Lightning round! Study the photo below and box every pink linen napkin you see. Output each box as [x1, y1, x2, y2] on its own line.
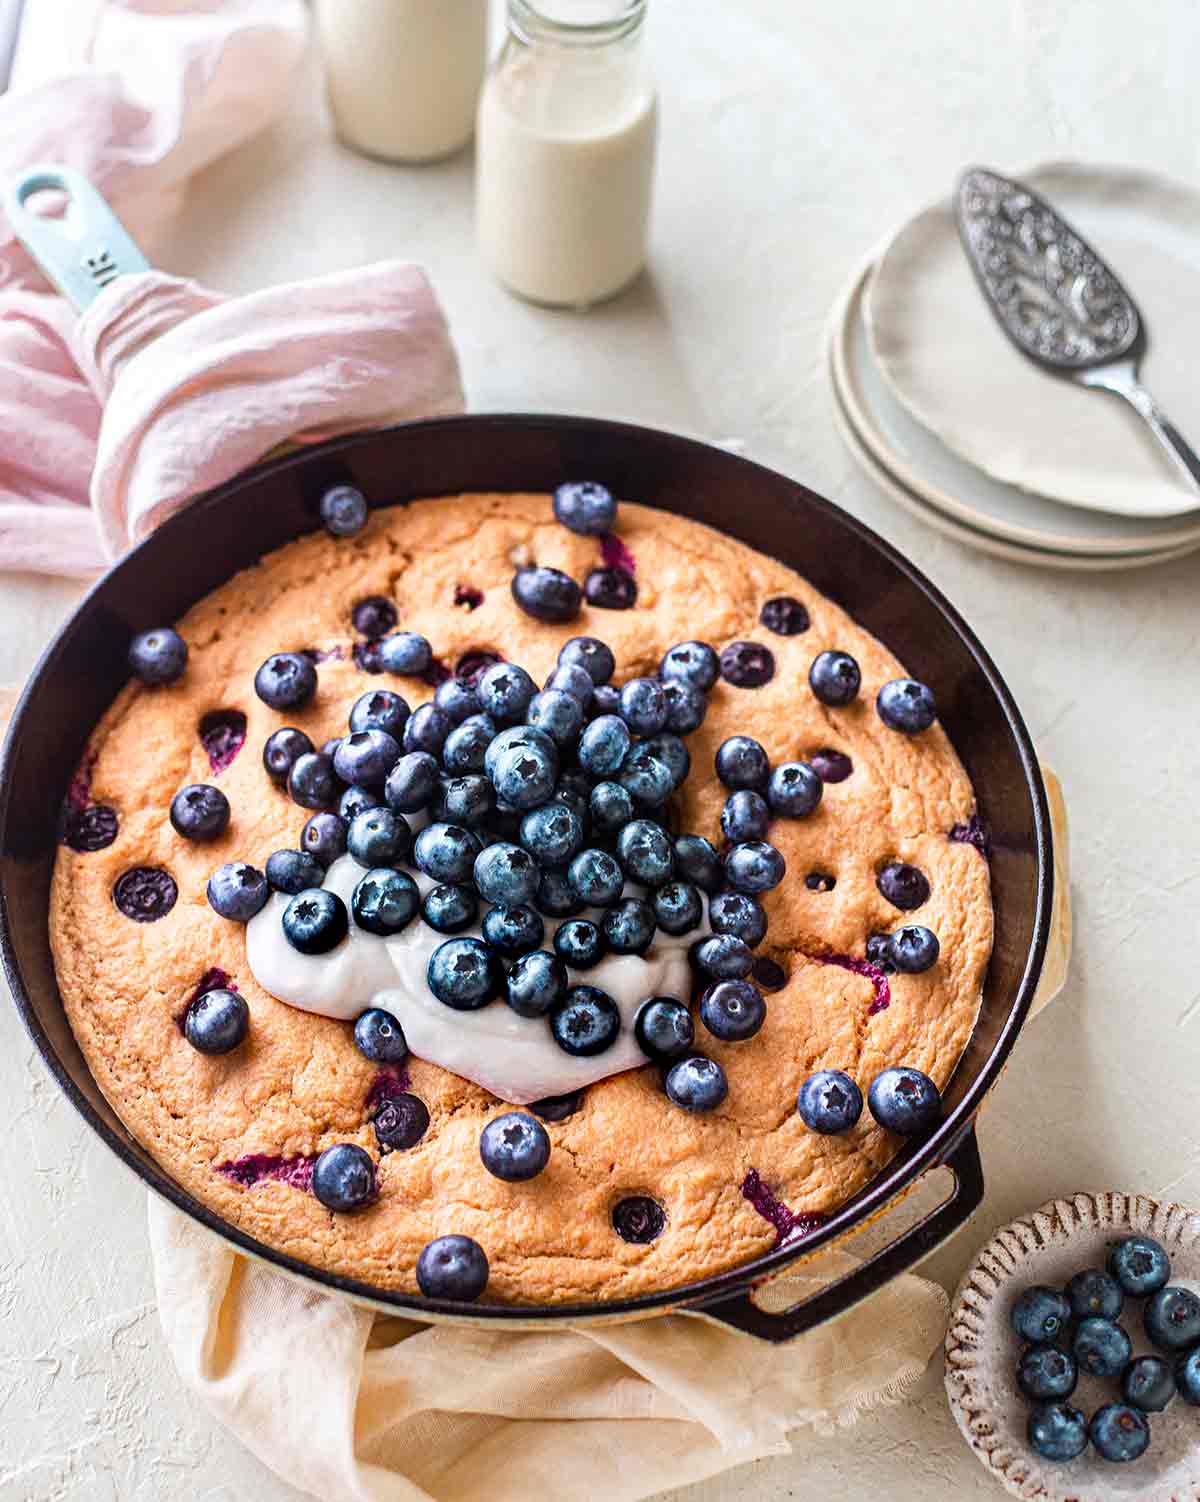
[0, 0, 465, 576]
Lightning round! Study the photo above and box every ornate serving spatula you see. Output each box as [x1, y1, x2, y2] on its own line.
[957, 166, 1200, 498]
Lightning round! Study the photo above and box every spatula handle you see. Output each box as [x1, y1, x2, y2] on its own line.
[4, 164, 149, 313]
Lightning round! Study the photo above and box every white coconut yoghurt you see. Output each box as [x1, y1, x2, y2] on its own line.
[246, 855, 704, 1105]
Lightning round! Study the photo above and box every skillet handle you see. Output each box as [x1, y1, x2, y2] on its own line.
[4, 164, 150, 313]
[694, 1127, 984, 1344]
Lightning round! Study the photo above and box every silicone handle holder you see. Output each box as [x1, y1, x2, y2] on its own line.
[4, 164, 149, 313]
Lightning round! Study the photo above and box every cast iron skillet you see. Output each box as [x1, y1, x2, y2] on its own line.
[0, 415, 1053, 1342]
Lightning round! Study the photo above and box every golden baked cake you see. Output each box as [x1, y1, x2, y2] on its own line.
[50, 488, 992, 1304]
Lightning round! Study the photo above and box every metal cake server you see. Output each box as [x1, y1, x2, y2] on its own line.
[956, 166, 1200, 500]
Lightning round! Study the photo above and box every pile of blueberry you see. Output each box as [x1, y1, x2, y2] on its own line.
[1013, 1234, 1200, 1464]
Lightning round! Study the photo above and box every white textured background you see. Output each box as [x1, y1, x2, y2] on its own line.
[3, 1, 1200, 1497]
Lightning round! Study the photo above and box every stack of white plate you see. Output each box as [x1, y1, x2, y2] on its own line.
[828, 162, 1200, 570]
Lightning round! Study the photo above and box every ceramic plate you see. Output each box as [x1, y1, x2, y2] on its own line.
[946, 1192, 1200, 1501]
[867, 161, 1200, 520]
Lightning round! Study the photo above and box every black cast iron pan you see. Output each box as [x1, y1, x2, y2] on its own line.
[0, 414, 1053, 1341]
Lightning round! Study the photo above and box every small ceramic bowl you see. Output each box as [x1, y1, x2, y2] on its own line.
[945, 1192, 1200, 1500]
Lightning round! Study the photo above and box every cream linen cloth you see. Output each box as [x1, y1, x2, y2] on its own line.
[141, 772, 1071, 1502]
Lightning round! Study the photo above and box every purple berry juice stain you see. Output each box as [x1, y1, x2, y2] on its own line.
[198, 709, 247, 774]
[65, 748, 96, 812]
[454, 584, 484, 611]
[301, 645, 346, 664]
[740, 1168, 828, 1245]
[599, 532, 636, 576]
[455, 649, 502, 684]
[217, 1153, 316, 1192]
[950, 812, 990, 857]
[811, 951, 891, 1015]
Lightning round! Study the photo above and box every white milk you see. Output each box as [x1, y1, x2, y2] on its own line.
[317, 0, 489, 164]
[476, 3, 657, 307]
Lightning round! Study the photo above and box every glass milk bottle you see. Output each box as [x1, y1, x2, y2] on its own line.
[317, 0, 490, 164]
[476, 0, 658, 307]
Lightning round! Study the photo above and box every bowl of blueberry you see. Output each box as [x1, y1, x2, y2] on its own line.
[946, 1191, 1200, 1499]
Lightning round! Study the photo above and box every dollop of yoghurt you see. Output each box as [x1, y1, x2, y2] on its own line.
[246, 854, 705, 1104]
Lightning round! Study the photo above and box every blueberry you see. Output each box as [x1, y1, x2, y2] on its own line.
[482, 903, 545, 957]
[652, 881, 703, 936]
[288, 751, 339, 811]
[890, 925, 940, 973]
[659, 640, 719, 691]
[1145, 1285, 1200, 1351]
[665, 1056, 728, 1112]
[553, 480, 616, 534]
[634, 997, 694, 1061]
[865, 933, 897, 973]
[615, 819, 673, 885]
[373, 1093, 430, 1152]
[1016, 1343, 1077, 1402]
[708, 890, 767, 946]
[322, 737, 343, 760]
[584, 567, 637, 610]
[333, 728, 401, 787]
[1010, 1285, 1072, 1345]
[877, 678, 937, 733]
[1027, 1403, 1088, 1463]
[867, 1066, 941, 1135]
[613, 1196, 666, 1244]
[660, 677, 707, 734]
[1089, 1403, 1150, 1463]
[311, 1144, 376, 1212]
[720, 790, 770, 843]
[699, 978, 765, 1040]
[811, 748, 853, 783]
[715, 736, 769, 791]
[385, 750, 440, 813]
[719, 641, 774, 688]
[558, 635, 615, 685]
[434, 676, 482, 725]
[506, 950, 568, 1017]
[421, 882, 479, 934]
[674, 835, 723, 893]
[809, 650, 861, 707]
[641, 731, 690, 785]
[797, 1069, 863, 1133]
[1065, 1269, 1123, 1322]
[475, 661, 534, 724]
[263, 726, 314, 784]
[511, 565, 582, 623]
[759, 596, 810, 636]
[184, 988, 249, 1054]
[491, 741, 557, 810]
[1123, 1354, 1175, 1412]
[766, 762, 822, 818]
[170, 783, 230, 842]
[319, 482, 368, 536]
[480, 1112, 551, 1182]
[348, 690, 407, 742]
[339, 784, 382, 821]
[619, 678, 667, 736]
[416, 1235, 489, 1301]
[536, 869, 585, 918]
[347, 807, 411, 866]
[1176, 1347, 1200, 1405]
[578, 715, 630, 778]
[1107, 1235, 1171, 1297]
[550, 985, 621, 1055]
[724, 841, 785, 894]
[531, 1090, 584, 1122]
[568, 848, 623, 906]
[402, 703, 451, 759]
[266, 848, 325, 895]
[302, 811, 348, 866]
[694, 934, 754, 980]
[752, 956, 787, 990]
[207, 861, 269, 922]
[434, 773, 495, 828]
[353, 1007, 408, 1064]
[379, 631, 433, 677]
[1073, 1316, 1132, 1377]
[442, 714, 498, 774]
[427, 937, 503, 1010]
[129, 626, 188, 685]
[590, 780, 635, 834]
[471, 842, 537, 906]
[519, 803, 584, 867]
[602, 898, 656, 956]
[351, 596, 397, 640]
[484, 724, 557, 779]
[554, 918, 606, 970]
[282, 888, 349, 953]
[618, 745, 674, 807]
[546, 663, 595, 706]
[877, 861, 930, 911]
[527, 688, 584, 747]
[255, 652, 317, 710]
[414, 823, 482, 884]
